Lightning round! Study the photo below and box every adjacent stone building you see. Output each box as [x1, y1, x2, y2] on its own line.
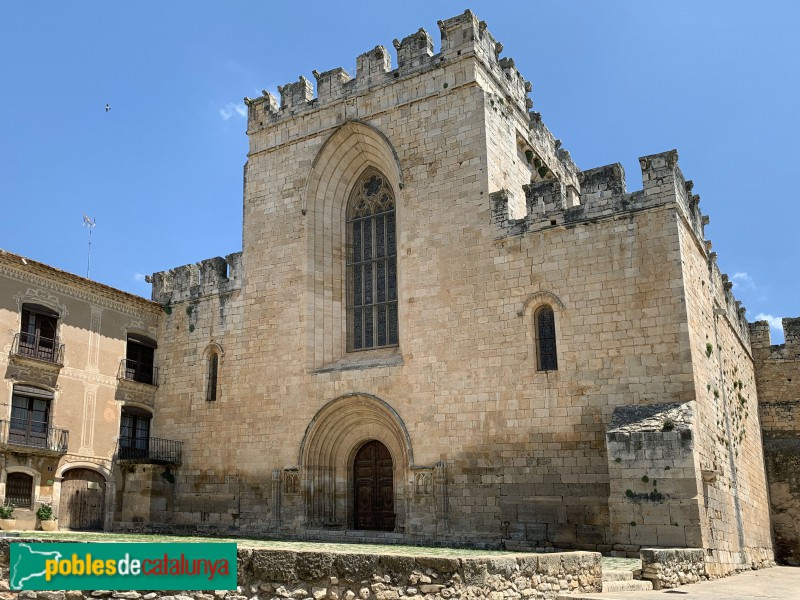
[0, 9, 786, 578]
[750, 318, 800, 565]
[0, 250, 165, 530]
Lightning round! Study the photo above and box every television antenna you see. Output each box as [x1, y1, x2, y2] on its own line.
[83, 215, 96, 278]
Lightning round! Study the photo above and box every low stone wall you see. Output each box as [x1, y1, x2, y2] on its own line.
[640, 548, 707, 589]
[0, 539, 601, 600]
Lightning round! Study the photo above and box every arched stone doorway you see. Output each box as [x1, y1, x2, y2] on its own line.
[353, 440, 394, 531]
[59, 468, 106, 530]
[300, 393, 412, 531]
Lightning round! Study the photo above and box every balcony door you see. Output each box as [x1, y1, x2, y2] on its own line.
[10, 387, 52, 449]
[20, 304, 58, 362]
[120, 408, 151, 459]
[125, 335, 156, 384]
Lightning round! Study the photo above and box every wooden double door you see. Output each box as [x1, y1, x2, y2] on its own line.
[59, 469, 105, 530]
[353, 440, 395, 531]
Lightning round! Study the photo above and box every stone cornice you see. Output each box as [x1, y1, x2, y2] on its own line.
[0, 250, 160, 317]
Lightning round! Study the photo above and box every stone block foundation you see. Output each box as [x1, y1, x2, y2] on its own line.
[0, 539, 602, 600]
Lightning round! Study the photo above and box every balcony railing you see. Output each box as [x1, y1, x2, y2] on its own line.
[0, 419, 69, 453]
[118, 359, 159, 386]
[117, 437, 182, 465]
[12, 333, 64, 365]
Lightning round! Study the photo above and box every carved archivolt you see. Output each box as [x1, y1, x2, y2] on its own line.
[299, 393, 413, 468]
[299, 393, 413, 529]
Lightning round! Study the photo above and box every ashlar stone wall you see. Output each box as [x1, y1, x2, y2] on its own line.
[138, 9, 774, 573]
[750, 317, 800, 565]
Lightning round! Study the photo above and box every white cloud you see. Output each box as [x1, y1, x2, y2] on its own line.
[219, 102, 247, 120]
[755, 313, 783, 331]
[732, 272, 755, 291]
[133, 272, 147, 282]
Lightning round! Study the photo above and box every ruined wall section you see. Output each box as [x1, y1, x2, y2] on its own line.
[750, 318, 800, 565]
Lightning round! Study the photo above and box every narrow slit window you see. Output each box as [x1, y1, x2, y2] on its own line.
[207, 353, 219, 401]
[536, 306, 558, 371]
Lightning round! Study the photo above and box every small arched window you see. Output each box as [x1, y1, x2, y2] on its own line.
[347, 168, 398, 350]
[535, 305, 558, 371]
[206, 352, 219, 401]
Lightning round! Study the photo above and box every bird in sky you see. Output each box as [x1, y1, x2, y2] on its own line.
[105, 104, 110, 112]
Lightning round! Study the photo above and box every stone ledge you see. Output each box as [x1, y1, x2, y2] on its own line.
[1, 539, 601, 600]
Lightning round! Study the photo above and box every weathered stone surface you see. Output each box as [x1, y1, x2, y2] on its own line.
[332, 554, 380, 582]
[413, 556, 460, 574]
[295, 552, 335, 581]
[250, 551, 297, 582]
[640, 547, 708, 589]
[0, 542, 603, 600]
[751, 317, 800, 566]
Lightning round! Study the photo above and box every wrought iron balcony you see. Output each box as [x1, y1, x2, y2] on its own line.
[117, 437, 182, 465]
[12, 332, 64, 365]
[118, 359, 159, 386]
[0, 419, 69, 454]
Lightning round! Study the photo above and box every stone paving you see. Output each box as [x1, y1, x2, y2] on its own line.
[570, 566, 800, 600]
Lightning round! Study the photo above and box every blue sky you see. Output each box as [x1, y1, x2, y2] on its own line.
[1, 1, 797, 343]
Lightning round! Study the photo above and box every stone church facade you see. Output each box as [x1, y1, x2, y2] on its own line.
[132, 10, 776, 575]
[1, 9, 791, 575]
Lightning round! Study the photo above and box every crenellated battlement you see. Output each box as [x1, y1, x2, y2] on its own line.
[749, 317, 800, 359]
[150, 252, 242, 305]
[492, 150, 712, 241]
[244, 10, 531, 133]
[491, 148, 753, 343]
[393, 28, 434, 70]
[493, 150, 685, 233]
[709, 260, 751, 347]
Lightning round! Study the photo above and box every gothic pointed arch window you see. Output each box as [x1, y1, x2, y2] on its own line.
[347, 168, 398, 350]
[535, 305, 558, 371]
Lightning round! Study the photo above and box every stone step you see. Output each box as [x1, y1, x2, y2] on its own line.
[602, 579, 654, 593]
[602, 569, 634, 581]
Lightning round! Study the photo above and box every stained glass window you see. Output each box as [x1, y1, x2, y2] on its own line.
[347, 169, 398, 350]
[536, 306, 558, 371]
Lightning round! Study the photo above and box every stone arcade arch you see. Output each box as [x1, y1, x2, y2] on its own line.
[299, 393, 412, 531]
